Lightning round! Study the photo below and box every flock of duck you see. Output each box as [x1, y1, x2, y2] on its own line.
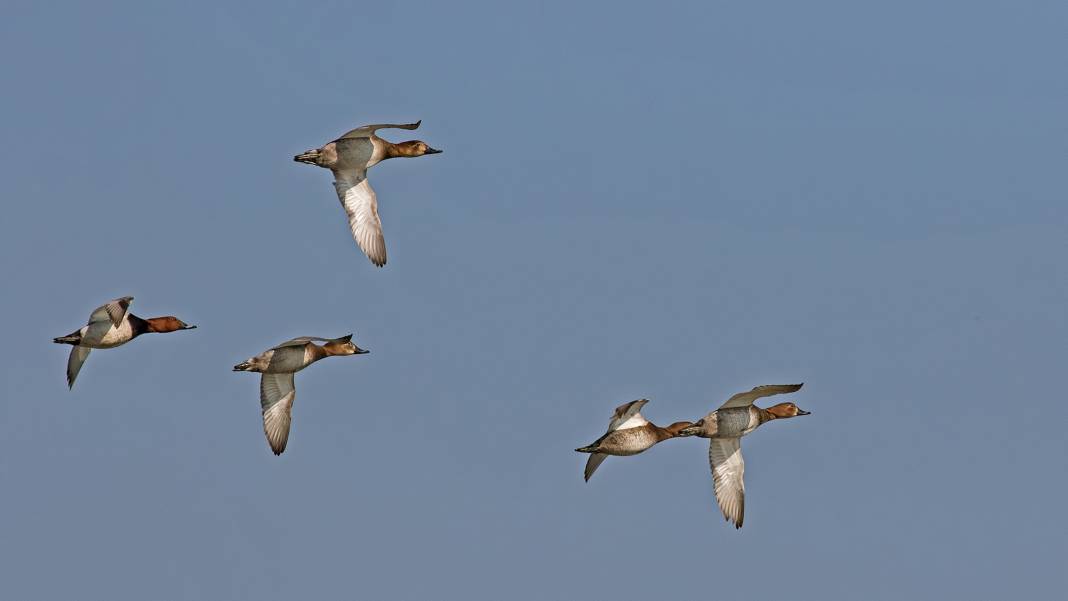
[51, 121, 810, 529]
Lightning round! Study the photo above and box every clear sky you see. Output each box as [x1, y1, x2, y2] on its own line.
[2, 1, 1066, 599]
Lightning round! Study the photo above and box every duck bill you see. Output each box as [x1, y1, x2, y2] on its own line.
[354, 346, 370, 354]
[424, 147, 443, 154]
[797, 409, 811, 416]
[677, 425, 701, 437]
[181, 324, 197, 330]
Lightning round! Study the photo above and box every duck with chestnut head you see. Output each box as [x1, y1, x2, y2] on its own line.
[293, 121, 442, 267]
[233, 334, 370, 456]
[575, 399, 693, 482]
[52, 296, 196, 389]
[676, 384, 811, 529]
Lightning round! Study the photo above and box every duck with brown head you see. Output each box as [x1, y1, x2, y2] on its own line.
[575, 399, 694, 482]
[676, 384, 810, 528]
[51, 296, 196, 389]
[293, 121, 442, 267]
[233, 334, 370, 455]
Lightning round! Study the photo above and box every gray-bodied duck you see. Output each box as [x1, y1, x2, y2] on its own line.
[677, 384, 810, 528]
[233, 334, 369, 455]
[294, 121, 442, 267]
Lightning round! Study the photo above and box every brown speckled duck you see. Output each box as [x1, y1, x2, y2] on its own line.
[575, 399, 693, 481]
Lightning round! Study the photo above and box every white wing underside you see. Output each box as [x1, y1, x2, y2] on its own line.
[709, 438, 746, 528]
[334, 172, 387, 267]
[66, 346, 92, 389]
[261, 373, 296, 455]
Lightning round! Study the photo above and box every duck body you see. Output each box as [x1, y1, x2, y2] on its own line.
[233, 335, 369, 455]
[52, 296, 196, 389]
[697, 406, 768, 439]
[233, 343, 322, 374]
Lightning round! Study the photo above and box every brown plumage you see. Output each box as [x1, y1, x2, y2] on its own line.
[576, 399, 693, 481]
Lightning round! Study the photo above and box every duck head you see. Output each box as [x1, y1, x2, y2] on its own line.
[146, 316, 197, 332]
[391, 140, 442, 157]
[765, 402, 811, 419]
[677, 415, 714, 438]
[323, 334, 370, 356]
[663, 421, 696, 437]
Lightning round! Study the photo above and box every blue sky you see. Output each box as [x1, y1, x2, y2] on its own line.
[1, 1, 1066, 599]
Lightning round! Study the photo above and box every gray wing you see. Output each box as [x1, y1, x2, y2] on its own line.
[272, 337, 329, 349]
[334, 171, 386, 267]
[66, 346, 91, 389]
[584, 453, 608, 482]
[260, 373, 296, 455]
[718, 383, 803, 410]
[709, 438, 746, 528]
[273, 335, 352, 350]
[607, 399, 650, 432]
[336, 121, 421, 140]
[81, 296, 133, 346]
[89, 296, 133, 328]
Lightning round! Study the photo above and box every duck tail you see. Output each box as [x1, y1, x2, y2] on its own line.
[575, 444, 598, 454]
[293, 149, 321, 165]
[233, 361, 253, 372]
[53, 332, 80, 345]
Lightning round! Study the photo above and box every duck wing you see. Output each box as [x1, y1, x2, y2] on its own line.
[260, 373, 296, 455]
[81, 296, 134, 345]
[272, 337, 331, 349]
[583, 453, 608, 482]
[708, 437, 746, 528]
[336, 121, 421, 140]
[718, 383, 803, 410]
[66, 346, 92, 389]
[607, 399, 650, 432]
[334, 171, 387, 267]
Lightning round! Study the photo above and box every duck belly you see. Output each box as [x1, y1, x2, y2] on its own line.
[598, 427, 660, 456]
[82, 321, 135, 349]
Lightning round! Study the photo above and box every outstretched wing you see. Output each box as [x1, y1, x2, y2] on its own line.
[88, 296, 133, 327]
[66, 346, 92, 389]
[708, 438, 746, 528]
[260, 373, 296, 455]
[334, 171, 387, 267]
[607, 399, 650, 432]
[718, 383, 803, 410]
[336, 121, 421, 140]
[272, 337, 329, 349]
[584, 453, 608, 482]
[81, 296, 133, 345]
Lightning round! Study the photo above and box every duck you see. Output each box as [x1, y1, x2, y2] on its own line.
[575, 399, 694, 481]
[233, 334, 369, 455]
[52, 296, 196, 389]
[293, 121, 442, 267]
[677, 383, 810, 528]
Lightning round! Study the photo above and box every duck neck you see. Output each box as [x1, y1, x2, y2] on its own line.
[757, 407, 776, 425]
[384, 140, 420, 159]
[129, 314, 152, 337]
[307, 344, 330, 362]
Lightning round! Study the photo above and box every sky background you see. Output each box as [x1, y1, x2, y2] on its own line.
[1, 1, 1066, 599]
